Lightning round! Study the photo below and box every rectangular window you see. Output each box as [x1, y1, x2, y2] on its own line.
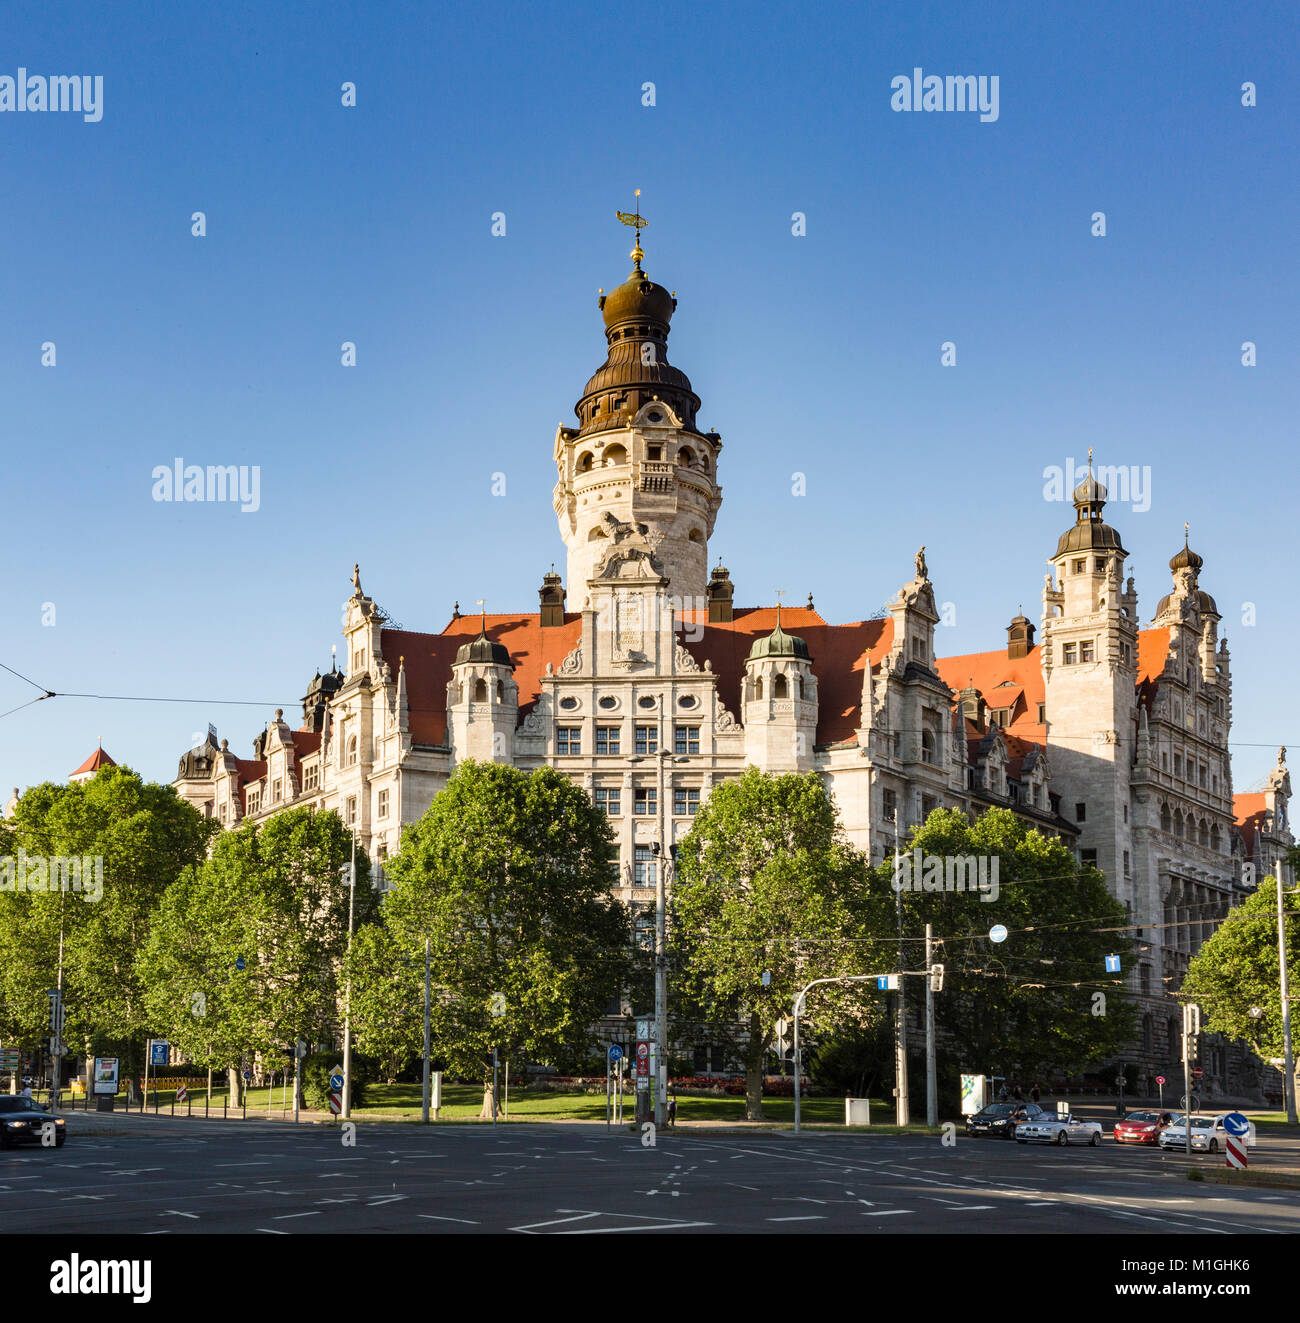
[634, 786, 657, 816]
[1073, 559, 1086, 574]
[635, 726, 658, 755]
[1199, 763, 1207, 788]
[594, 786, 622, 816]
[377, 788, 389, 819]
[634, 845, 657, 886]
[921, 794, 937, 817]
[1037, 703, 1046, 723]
[303, 764, 319, 792]
[1075, 802, 1086, 822]
[1174, 754, 1182, 777]
[247, 790, 261, 814]
[218, 803, 228, 824]
[1063, 643, 1078, 664]
[272, 778, 282, 803]
[1081, 848, 1097, 868]
[1095, 558, 1106, 572]
[674, 787, 700, 816]
[674, 725, 700, 755]
[346, 795, 357, 825]
[595, 726, 621, 756]
[1161, 751, 1168, 770]
[557, 726, 582, 755]
[1079, 640, 1095, 663]
[1123, 849, 1131, 877]
[609, 847, 622, 882]
[882, 788, 897, 822]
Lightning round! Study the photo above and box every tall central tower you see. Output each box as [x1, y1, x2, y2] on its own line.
[553, 212, 722, 607]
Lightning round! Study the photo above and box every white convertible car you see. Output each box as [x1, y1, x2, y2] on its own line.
[1015, 1113, 1104, 1146]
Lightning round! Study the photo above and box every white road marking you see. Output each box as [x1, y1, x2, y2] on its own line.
[767, 1215, 825, 1221]
[273, 1211, 320, 1220]
[863, 1209, 914, 1216]
[367, 1194, 406, 1206]
[161, 1210, 199, 1219]
[419, 1214, 480, 1224]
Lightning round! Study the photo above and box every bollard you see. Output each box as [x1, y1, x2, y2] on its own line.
[187, 1095, 192, 1118]
[223, 1096, 227, 1120]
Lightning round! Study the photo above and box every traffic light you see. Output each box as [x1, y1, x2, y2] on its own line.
[930, 963, 945, 993]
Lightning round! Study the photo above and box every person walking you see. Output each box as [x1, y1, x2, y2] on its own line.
[998, 1082, 1009, 1102]
[666, 1093, 677, 1128]
[1012, 1083, 1023, 1102]
[1030, 1082, 1041, 1104]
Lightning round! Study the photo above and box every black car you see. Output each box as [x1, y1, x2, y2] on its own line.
[0, 1096, 66, 1148]
[964, 1101, 1044, 1138]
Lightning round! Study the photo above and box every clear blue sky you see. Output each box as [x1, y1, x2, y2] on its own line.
[1, 0, 1295, 797]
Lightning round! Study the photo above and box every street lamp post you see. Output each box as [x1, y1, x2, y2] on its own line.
[341, 830, 357, 1119]
[1275, 860, 1298, 1125]
[421, 938, 432, 1124]
[654, 748, 670, 1130]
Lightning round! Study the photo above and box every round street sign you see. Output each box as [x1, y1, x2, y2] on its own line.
[1223, 1111, 1251, 1138]
[235, 956, 246, 971]
[329, 1071, 344, 1091]
[636, 1042, 649, 1059]
[775, 1017, 789, 1037]
[1155, 1075, 1166, 1085]
[989, 924, 1008, 944]
[608, 1045, 623, 1062]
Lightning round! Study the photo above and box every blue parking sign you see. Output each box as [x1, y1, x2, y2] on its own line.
[1104, 954, 1121, 973]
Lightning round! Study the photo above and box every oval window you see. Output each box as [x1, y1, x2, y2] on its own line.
[559, 697, 579, 710]
[598, 696, 618, 710]
[638, 696, 656, 709]
[678, 694, 697, 709]
[647, 410, 663, 423]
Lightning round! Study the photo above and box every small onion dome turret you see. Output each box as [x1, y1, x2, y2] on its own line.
[747, 617, 811, 663]
[455, 626, 513, 669]
[1054, 470, 1127, 559]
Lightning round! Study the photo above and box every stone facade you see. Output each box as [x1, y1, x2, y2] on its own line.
[171, 236, 1292, 1099]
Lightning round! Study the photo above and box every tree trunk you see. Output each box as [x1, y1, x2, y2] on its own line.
[227, 1065, 242, 1106]
[745, 1010, 765, 1121]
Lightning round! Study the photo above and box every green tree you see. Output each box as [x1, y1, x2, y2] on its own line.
[672, 768, 874, 1121]
[1183, 868, 1300, 1059]
[342, 924, 423, 1083]
[137, 805, 371, 1102]
[0, 768, 216, 1084]
[869, 807, 1138, 1085]
[379, 761, 631, 1116]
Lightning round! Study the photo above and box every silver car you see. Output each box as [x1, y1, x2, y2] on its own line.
[1015, 1112, 1104, 1146]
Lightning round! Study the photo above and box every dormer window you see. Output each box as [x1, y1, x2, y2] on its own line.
[647, 444, 663, 461]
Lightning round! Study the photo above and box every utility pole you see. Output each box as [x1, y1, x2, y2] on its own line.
[1182, 1002, 1198, 1157]
[893, 812, 910, 1126]
[341, 830, 357, 1119]
[1276, 859, 1298, 1124]
[421, 938, 432, 1124]
[654, 747, 669, 1130]
[925, 923, 937, 1127]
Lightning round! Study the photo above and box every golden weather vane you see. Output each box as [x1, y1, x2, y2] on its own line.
[616, 188, 649, 268]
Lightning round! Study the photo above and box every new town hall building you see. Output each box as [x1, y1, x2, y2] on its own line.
[170, 229, 1293, 1101]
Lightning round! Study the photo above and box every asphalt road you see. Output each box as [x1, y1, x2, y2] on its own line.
[4, 1113, 1298, 1235]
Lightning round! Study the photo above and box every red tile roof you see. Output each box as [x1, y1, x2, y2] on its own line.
[381, 615, 584, 748]
[70, 747, 116, 777]
[290, 730, 322, 760]
[680, 608, 894, 746]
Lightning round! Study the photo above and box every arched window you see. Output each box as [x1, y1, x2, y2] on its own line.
[346, 735, 358, 767]
[774, 674, 789, 699]
[921, 730, 935, 764]
[678, 447, 695, 467]
[473, 678, 488, 703]
[1198, 819, 1209, 847]
[1210, 823, 1221, 852]
[1161, 803, 1172, 833]
[1173, 810, 1184, 839]
[754, 676, 764, 700]
[496, 681, 504, 703]
[578, 451, 594, 472]
[588, 525, 608, 541]
[604, 443, 628, 466]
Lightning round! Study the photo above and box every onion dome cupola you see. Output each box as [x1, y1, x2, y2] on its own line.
[1155, 524, 1219, 620]
[574, 204, 701, 437]
[1054, 461, 1127, 560]
[746, 616, 812, 663]
[448, 609, 518, 768]
[743, 604, 818, 773]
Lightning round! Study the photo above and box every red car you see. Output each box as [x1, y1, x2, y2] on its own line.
[1114, 1109, 1175, 1145]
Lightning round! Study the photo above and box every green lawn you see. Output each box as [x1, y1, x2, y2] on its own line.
[44, 1080, 936, 1129]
